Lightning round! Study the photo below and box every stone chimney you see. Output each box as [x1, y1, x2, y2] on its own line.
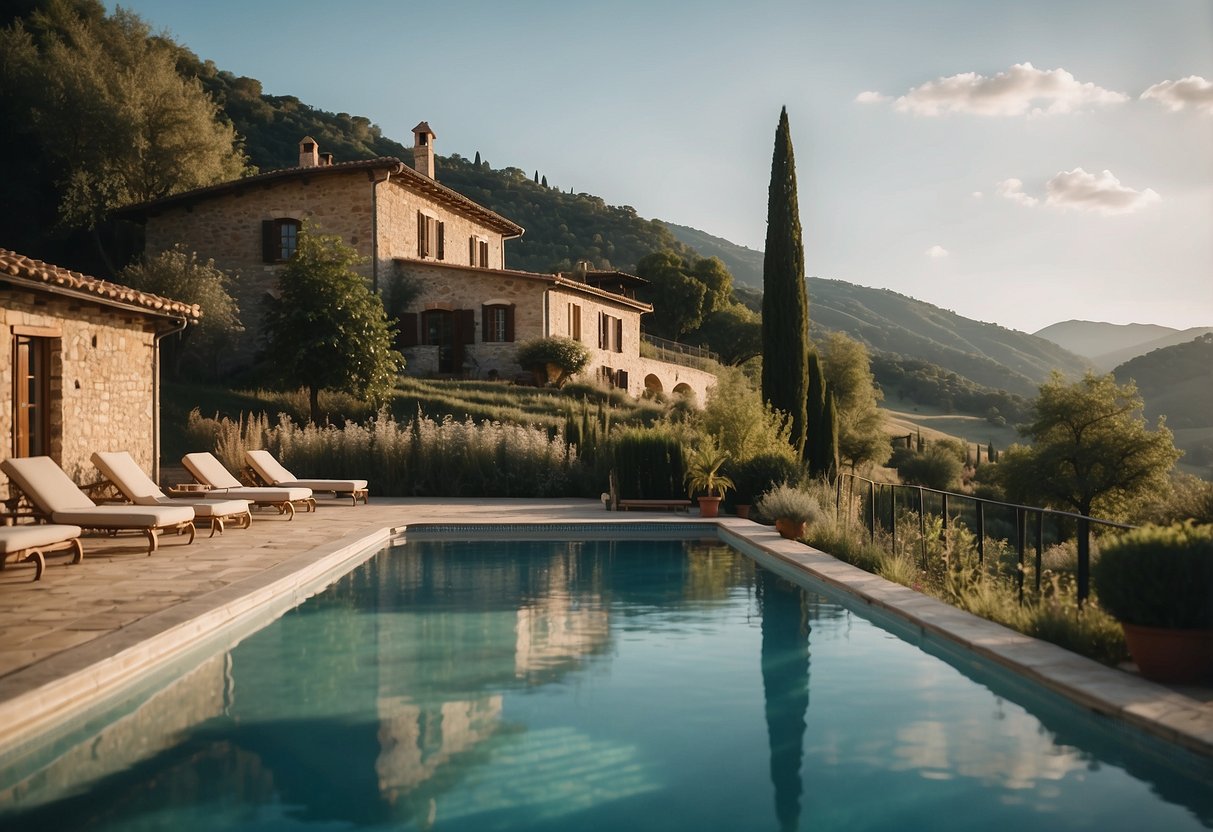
[299, 136, 319, 168]
[412, 121, 436, 178]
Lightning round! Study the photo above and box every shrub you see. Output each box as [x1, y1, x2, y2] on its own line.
[756, 483, 824, 524]
[893, 443, 964, 490]
[515, 337, 590, 388]
[731, 452, 803, 504]
[1092, 522, 1213, 628]
[612, 428, 686, 499]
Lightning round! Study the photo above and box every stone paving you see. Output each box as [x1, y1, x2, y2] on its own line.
[0, 497, 1209, 759]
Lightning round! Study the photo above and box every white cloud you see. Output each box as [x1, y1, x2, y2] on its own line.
[971, 191, 984, 199]
[1044, 168, 1161, 215]
[855, 90, 890, 104]
[995, 178, 1039, 207]
[1140, 75, 1213, 114]
[925, 245, 949, 259]
[889, 62, 1127, 116]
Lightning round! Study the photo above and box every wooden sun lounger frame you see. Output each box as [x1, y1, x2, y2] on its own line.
[84, 479, 252, 538]
[0, 506, 84, 581]
[5, 485, 194, 556]
[240, 466, 368, 507]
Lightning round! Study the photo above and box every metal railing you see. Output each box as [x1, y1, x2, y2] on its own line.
[835, 472, 1135, 604]
[640, 334, 719, 367]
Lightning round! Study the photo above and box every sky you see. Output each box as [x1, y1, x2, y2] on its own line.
[109, 0, 1213, 334]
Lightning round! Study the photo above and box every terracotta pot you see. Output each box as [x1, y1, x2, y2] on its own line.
[1121, 623, 1213, 684]
[734, 504, 751, 520]
[697, 496, 722, 518]
[775, 518, 807, 540]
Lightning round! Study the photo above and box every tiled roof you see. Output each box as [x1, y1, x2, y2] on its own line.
[0, 249, 201, 321]
[114, 156, 525, 238]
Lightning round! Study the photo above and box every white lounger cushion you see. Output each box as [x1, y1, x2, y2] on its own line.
[48, 504, 195, 527]
[0, 524, 82, 554]
[2, 456, 194, 527]
[181, 452, 311, 503]
[91, 452, 251, 519]
[244, 450, 368, 492]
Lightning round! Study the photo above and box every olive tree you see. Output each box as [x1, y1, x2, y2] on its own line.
[262, 228, 402, 424]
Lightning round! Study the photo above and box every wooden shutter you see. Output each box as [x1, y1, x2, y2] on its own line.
[469, 236, 476, 265]
[417, 212, 425, 257]
[397, 313, 418, 348]
[479, 240, 489, 267]
[504, 304, 515, 342]
[457, 308, 476, 345]
[598, 312, 606, 349]
[480, 304, 491, 342]
[614, 317, 623, 353]
[437, 221, 445, 260]
[262, 220, 277, 263]
[617, 370, 629, 390]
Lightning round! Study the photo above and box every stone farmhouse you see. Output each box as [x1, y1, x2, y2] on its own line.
[117, 125, 715, 401]
[0, 248, 200, 490]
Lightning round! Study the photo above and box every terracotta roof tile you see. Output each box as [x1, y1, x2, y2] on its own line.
[0, 249, 201, 321]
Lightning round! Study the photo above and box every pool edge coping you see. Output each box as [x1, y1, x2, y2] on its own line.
[0, 515, 1208, 760]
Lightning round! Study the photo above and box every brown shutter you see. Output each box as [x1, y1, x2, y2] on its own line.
[397, 313, 418, 348]
[480, 304, 491, 342]
[504, 304, 515, 342]
[262, 220, 277, 263]
[457, 308, 476, 345]
[437, 222, 445, 260]
[618, 370, 629, 390]
[417, 212, 425, 257]
[469, 236, 476, 265]
[614, 317, 623, 352]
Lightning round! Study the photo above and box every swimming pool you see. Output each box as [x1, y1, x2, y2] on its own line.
[1, 533, 1210, 830]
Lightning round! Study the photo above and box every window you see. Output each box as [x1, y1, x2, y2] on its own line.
[261, 218, 301, 263]
[418, 212, 444, 260]
[482, 303, 515, 343]
[568, 303, 581, 341]
[598, 312, 623, 353]
[468, 237, 489, 267]
[599, 366, 628, 390]
[13, 335, 51, 457]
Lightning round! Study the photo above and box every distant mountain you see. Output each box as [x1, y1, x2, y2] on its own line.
[1033, 320, 1177, 365]
[1091, 326, 1213, 372]
[662, 222, 764, 287]
[1113, 334, 1213, 430]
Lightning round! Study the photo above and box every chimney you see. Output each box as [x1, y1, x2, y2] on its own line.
[320, 152, 334, 166]
[412, 121, 436, 178]
[299, 136, 319, 168]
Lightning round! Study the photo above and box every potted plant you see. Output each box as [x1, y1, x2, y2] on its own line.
[684, 443, 734, 519]
[730, 452, 803, 519]
[756, 483, 822, 540]
[1091, 522, 1213, 684]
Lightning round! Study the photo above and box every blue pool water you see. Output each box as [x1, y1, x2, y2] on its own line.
[1, 536, 1210, 831]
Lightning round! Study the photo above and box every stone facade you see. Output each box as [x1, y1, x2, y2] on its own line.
[130, 134, 716, 403]
[1, 290, 160, 489]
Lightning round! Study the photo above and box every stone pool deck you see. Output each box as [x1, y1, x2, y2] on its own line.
[0, 497, 1210, 759]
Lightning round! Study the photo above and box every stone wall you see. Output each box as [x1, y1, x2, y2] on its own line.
[1, 290, 159, 494]
[377, 181, 505, 269]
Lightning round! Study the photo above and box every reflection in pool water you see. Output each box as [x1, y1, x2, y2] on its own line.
[0, 537, 1209, 831]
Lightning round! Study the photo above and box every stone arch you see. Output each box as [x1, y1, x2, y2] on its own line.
[672, 382, 694, 399]
[644, 374, 664, 395]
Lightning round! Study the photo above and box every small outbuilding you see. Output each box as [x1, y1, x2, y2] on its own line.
[0, 249, 200, 490]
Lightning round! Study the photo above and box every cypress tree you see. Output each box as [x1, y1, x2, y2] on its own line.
[761, 106, 810, 457]
[474, 150, 481, 166]
[805, 351, 826, 473]
[541, 175, 548, 188]
[823, 387, 840, 482]
[534, 170, 540, 183]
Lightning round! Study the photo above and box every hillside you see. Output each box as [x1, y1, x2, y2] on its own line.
[1091, 326, 1213, 371]
[1113, 334, 1213, 430]
[1033, 320, 1177, 364]
[663, 222, 764, 286]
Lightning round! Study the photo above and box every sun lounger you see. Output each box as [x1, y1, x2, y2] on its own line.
[181, 453, 315, 519]
[91, 451, 252, 537]
[244, 449, 369, 505]
[0, 522, 83, 581]
[1, 456, 195, 555]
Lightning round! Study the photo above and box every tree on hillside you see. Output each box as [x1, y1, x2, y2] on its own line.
[761, 107, 809, 457]
[119, 246, 242, 380]
[820, 332, 888, 469]
[994, 372, 1181, 600]
[636, 251, 709, 340]
[262, 228, 402, 424]
[695, 303, 762, 365]
[994, 372, 1181, 521]
[0, 3, 249, 268]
